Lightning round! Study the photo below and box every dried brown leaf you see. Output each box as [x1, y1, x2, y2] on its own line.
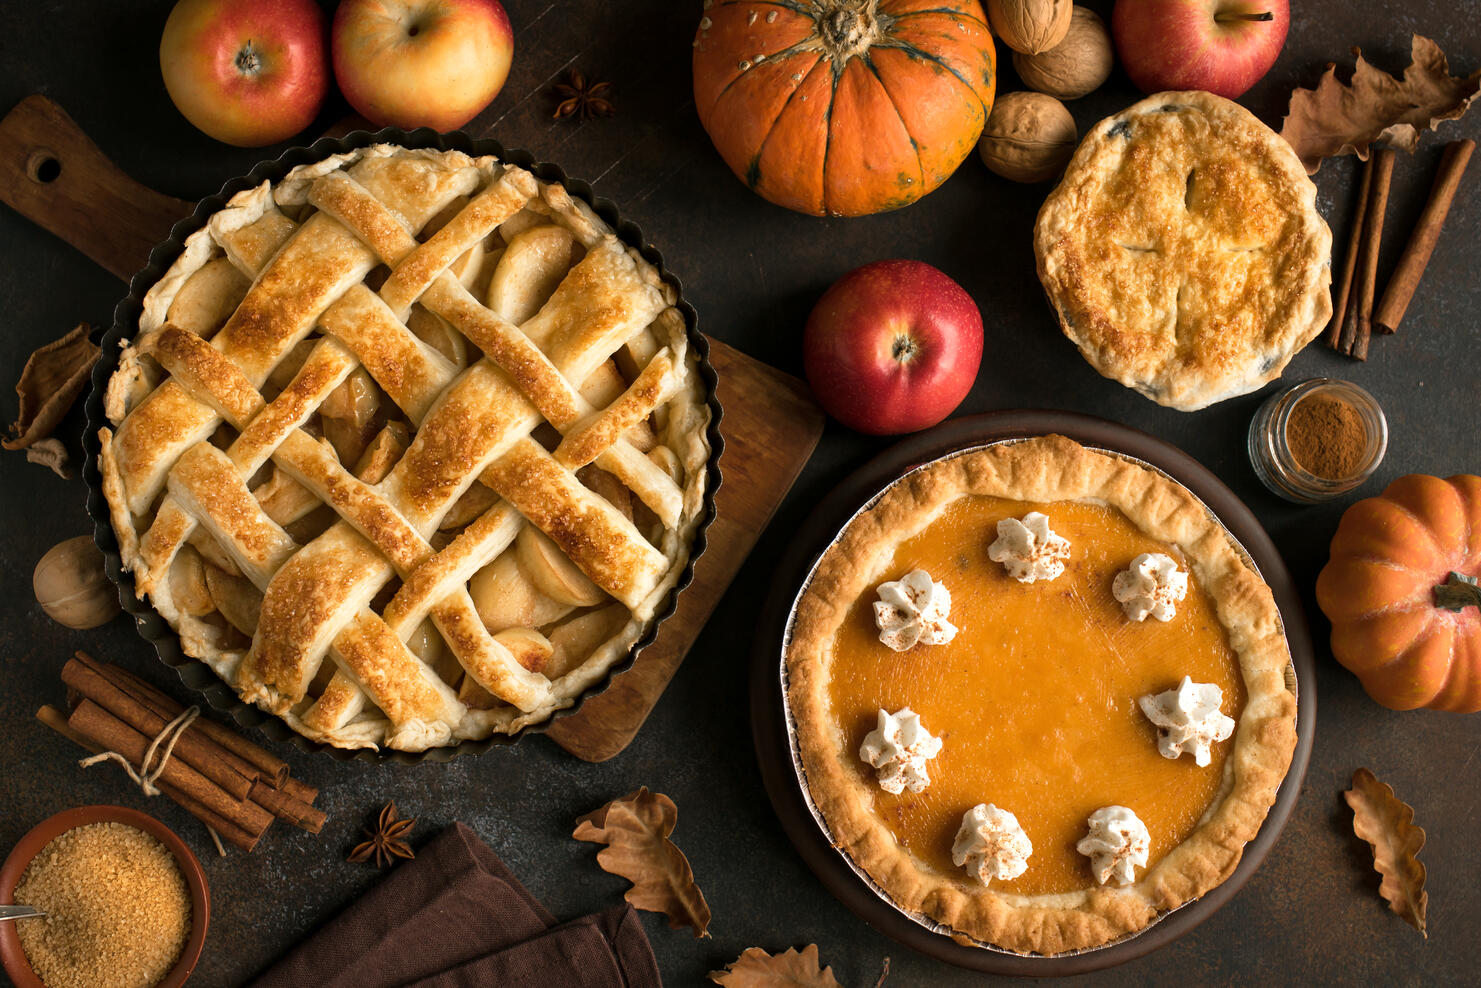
[1280, 35, 1481, 174]
[26, 438, 71, 479]
[1344, 767, 1428, 936]
[5, 324, 97, 451]
[573, 787, 711, 937]
[708, 944, 843, 987]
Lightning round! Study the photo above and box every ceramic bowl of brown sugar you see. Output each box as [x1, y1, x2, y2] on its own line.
[0, 805, 210, 988]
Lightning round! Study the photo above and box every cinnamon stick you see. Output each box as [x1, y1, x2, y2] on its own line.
[66, 698, 275, 837]
[1349, 148, 1397, 361]
[82, 655, 277, 790]
[62, 656, 255, 801]
[1324, 155, 1373, 350]
[1374, 139, 1475, 334]
[83, 657, 326, 828]
[280, 774, 318, 806]
[249, 779, 328, 833]
[95, 656, 295, 791]
[37, 705, 261, 852]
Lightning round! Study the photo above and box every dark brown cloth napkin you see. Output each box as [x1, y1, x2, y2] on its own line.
[250, 822, 661, 988]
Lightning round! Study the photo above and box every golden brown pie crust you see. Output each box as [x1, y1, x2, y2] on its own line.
[1035, 92, 1332, 411]
[785, 435, 1297, 954]
[98, 146, 712, 751]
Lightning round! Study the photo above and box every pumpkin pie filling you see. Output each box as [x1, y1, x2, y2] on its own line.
[786, 436, 1298, 954]
[826, 496, 1245, 897]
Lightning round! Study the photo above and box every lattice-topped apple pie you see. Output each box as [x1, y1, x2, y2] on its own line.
[99, 145, 713, 751]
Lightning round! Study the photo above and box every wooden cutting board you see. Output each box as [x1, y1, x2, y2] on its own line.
[0, 94, 824, 762]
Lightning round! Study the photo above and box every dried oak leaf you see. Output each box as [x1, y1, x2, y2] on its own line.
[1345, 767, 1428, 937]
[573, 787, 711, 937]
[708, 945, 843, 987]
[5, 324, 97, 452]
[26, 438, 71, 479]
[1280, 35, 1481, 174]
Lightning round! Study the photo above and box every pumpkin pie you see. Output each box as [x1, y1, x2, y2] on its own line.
[786, 435, 1297, 954]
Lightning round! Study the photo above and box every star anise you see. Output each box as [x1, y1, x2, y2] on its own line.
[347, 801, 416, 868]
[552, 69, 615, 121]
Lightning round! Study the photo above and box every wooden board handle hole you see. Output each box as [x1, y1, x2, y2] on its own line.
[26, 149, 60, 183]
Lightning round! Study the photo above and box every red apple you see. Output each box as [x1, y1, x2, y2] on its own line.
[1111, 0, 1288, 99]
[159, 0, 329, 147]
[803, 261, 983, 436]
[332, 0, 513, 131]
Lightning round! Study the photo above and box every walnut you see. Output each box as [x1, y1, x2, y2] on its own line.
[987, 0, 1073, 55]
[1013, 7, 1114, 100]
[34, 536, 119, 629]
[978, 92, 1079, 183]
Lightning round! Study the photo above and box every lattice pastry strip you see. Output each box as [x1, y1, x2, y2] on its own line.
[132, 290, 554, 739]
[100, 146, 713, 750]
[126, 236, 543, 743]
[306, 169, 686, 529]
[128, 326, 486, 739]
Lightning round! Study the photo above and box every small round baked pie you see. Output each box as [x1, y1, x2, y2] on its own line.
[99, 145, 712, 752]
[785, 435, 1298, 954]
[1034, 92, 1332, 411]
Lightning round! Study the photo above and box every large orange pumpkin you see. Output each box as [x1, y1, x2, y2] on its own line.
[692, 1, 996, 217]
[1316, 474, 1481, 712]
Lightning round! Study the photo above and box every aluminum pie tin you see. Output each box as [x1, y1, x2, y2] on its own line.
[81, 126, 724, 764]
[762, 416, 1313, 973]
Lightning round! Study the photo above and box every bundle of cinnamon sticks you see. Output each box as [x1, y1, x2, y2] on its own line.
[1326, 139, 1474, 360]
[37, 652, 325, 852]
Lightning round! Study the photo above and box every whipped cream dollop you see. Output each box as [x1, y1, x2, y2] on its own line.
[1076, 806, 1150, 887]
[988, 512, 1070, 583]
[952, 803, 1033, 886]
[1112, 552, 1188, 622]
[1138, 676, 1235, 767]
[873, 569, 958, 652]
[858, 707, 943, 795]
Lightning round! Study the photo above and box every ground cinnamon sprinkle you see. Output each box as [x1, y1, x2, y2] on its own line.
[13, 822, 190, 988]
[1285, 393, 1365, 479]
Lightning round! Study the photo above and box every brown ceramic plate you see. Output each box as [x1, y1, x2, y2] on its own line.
[751, 410, 1315, 974]
[0, 805, 210, 987]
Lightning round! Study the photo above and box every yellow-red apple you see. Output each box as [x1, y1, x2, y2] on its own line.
[160, 0, 329, 147]
[803, 261, 983, 435]
[1112, 0, 1288, 99]
[332, 0, 513, 131]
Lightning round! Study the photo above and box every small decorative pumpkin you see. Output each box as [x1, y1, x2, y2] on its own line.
[693, 1, 996, 217]
[1316, 474, 1481, 712]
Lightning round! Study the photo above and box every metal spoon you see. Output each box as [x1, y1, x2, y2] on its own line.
[0, 904, 46, 921]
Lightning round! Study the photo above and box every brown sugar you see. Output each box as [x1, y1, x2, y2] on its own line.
[13, 822, 191, 988]
[1285, 393, 1366, 479]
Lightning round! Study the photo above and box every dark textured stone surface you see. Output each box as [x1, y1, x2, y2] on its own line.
[1, 2, 1477, 986]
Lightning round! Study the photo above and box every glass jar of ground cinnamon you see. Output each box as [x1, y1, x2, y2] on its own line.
[1248, 378, 1387, 503]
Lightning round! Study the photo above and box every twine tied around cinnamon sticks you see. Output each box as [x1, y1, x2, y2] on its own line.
[37, 652, 326, 855]
[1326, 139, 1474, 360]
[79, 704, 199, 797]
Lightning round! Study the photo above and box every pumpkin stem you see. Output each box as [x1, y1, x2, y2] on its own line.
[817, 0, 881, 63]
[1433, 571, 1481, 612]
